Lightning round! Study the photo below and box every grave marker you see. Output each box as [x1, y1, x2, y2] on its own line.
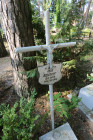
[16, 9, 76, 130]
[38, 63, 62, 85]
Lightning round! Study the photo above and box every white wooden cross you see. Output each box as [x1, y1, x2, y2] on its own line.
[16, 9, 76, 130]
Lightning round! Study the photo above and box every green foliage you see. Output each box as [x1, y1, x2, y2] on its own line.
[24, 54, 47, 63]
[61, 1, 84, 40]
[31, 1, 45, 44]
[23, 53, 47, 78]
[55, 0, 61, 27]
[26, 68, 38, 78]
[80, 54, 93, 62]
[21, 67, 38, 79]
[20, 68, 38, 79]
[87, 74, 93, 82]
[53, 46, 75, 62]
[0, 29, 4, 36]
[78, 40, 93, 58]
[49, 0, 86, 41]
[43, 0, 52, 11]
[0, 90, 39, 140]
[34, 112, 49, 135]
[54, 93, 81, 122]
[82, 28, 91, 33]
[53, 40, 93, 64]
[63, 60, 76, 69]
[22, 40, 93, 81]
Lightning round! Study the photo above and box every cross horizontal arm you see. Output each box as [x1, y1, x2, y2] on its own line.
[51, 42, 76, 49]
[15, 45, 48, 54]
[15, 42, 76, 54]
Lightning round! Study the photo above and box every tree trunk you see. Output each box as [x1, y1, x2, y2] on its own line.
[85, 0, 92, 25]
[1, 0, 38, 97]
[91, 15, 93, 28]
[0, 31, 7, 57]
[37, 0, 41, 16]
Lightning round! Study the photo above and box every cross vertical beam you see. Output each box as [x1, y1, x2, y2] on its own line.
[15, 9, 76, 131]
[45, 9, 54, 130]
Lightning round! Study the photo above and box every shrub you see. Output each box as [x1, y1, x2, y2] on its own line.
[0, 89, 39, 140]
[87, 73, 93, 82]
[53, 93, 81, 122]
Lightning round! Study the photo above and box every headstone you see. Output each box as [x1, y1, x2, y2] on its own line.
[39, 123, 78, 140]
[79, 83, 93, 122]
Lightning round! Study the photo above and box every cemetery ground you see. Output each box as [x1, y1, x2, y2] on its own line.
[0, 53, 93, 140]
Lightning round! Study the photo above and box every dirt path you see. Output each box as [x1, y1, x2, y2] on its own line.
[0, 56, 19, 106]
[0, 56, 12, 76]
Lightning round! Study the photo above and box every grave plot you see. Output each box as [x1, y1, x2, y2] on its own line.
[39, 123, 77, 140]
[0, 3, 93, 139]
[16, 9, 77, 139]
[79, 83, 93, 122]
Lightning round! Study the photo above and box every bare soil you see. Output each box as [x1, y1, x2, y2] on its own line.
[0, 56, 93, 140]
